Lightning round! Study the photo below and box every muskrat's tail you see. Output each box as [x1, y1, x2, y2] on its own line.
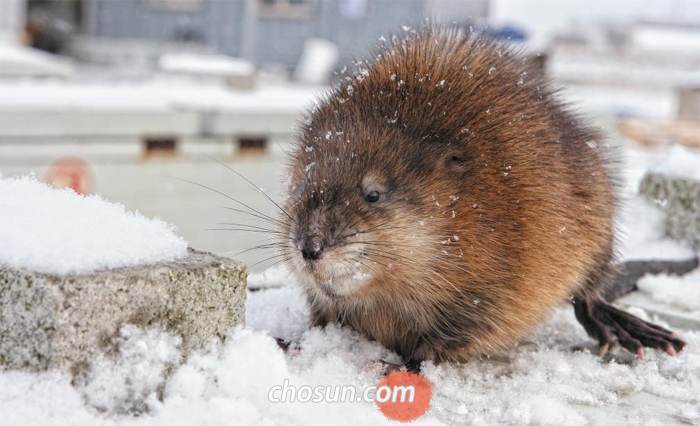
[603, 257, 699, 302]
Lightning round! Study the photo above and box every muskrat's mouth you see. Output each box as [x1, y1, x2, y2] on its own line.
[303, 261, 372, 297]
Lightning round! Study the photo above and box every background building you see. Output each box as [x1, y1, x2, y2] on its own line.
[0, 0, 25, 43]
[1, 0, 699, 268]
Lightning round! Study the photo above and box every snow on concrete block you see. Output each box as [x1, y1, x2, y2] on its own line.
[639, 172, 700, 249]
[0, 248, 246, 372]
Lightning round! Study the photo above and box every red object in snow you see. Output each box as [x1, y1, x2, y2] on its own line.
[44, 157, 95, 195]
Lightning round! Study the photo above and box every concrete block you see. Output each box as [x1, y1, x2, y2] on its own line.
[639, 172, 700, 249]
[0, 248, 246, 372]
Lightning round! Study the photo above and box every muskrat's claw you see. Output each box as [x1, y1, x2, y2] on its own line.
[379, 359, 422, 374]
[275, 337, 292, 351]
[572, 296, 687, 359]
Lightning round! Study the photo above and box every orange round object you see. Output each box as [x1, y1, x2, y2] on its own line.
[44, 157, 95, 195]
[375, 371, 432, 422]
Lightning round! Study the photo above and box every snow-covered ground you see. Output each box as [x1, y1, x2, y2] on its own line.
[3, 294, 698, 426]
[1, 146, 699, 426]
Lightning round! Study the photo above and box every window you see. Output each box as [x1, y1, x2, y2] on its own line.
[258, 0, 316, 20]
[144, 136, 178, 157]
[236, 136, 268, 155]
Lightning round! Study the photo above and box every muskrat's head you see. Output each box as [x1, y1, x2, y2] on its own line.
[279, 116, 462, 298]
[278, 32, 490, 298]
[278, 28, 552, 300]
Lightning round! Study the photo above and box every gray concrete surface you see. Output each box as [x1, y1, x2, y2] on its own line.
[0, 248, 246, 373]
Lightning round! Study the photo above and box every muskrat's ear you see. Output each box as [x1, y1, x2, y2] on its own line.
[444, 153, 471, 175]
[445, 154, 467, 166]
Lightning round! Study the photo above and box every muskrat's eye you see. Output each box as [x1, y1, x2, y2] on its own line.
[366, 190, 381, 203]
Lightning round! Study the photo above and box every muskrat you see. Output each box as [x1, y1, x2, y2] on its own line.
[277, 27, 688, 363]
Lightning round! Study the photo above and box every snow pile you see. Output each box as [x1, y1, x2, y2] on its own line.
[0, 287, 698, 426]
[0, 176, 188, 275]
[647, 145, 700, 182]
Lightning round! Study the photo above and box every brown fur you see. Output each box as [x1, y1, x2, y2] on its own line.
[278, 27, 617, 362]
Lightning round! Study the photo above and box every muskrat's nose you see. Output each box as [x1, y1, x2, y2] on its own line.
[301, 236, 324, 261]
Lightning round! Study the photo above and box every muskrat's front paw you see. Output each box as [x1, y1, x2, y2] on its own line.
[574, 296, 687, 359]
[275, 337, 302, 355]
[378, 358, 423, 374]
[275, 337, 291, 351]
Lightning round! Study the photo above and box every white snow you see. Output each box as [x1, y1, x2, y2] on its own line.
[0, 79, 318, 113]
[647, 145, 700, 182]
[79, 326, 182, 414]
[618, 195, 695, 261]
[0, 43, 75, 78]
[637, 268, 700, 316]
[631, 25, 700, 54]
[490, 0, 700, 47]
[550, 49, 700, 89]
[0, 175, 188, 275]
[247, 266, 291, 290]
[617, 146, 697, 261]
[0, 288, 698, 426]
[159, 53, 255, 77]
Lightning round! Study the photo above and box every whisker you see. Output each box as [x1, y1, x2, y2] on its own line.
[361, 248, 413, 263]
[205, 154, 294, 223]
[262, 256, 293, 271]
[215, 223, 283, 233]
[250, 253, 289, 269]
[356, 252, 391, 268]
[347, 256, 382, 275]
[340, 240, 414, 249]
[270, 134, 290, 157]
[335, 216, 405, 241]
[168, 176, 284, 227]
[204, 228, 283, 234]
[336, 224, 414, 242]
[335, 215, 365, 239]
[233, 243, 289, 257]
[218, 205, 281, 225]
